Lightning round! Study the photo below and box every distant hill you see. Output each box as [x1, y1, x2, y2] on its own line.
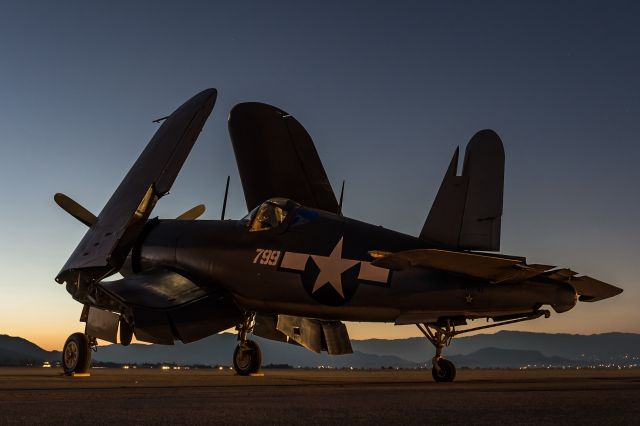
[448, 347, 573, 368]
[0, 335, 59, 366]
[1, 331, 639, 368]
[353, 331, 640, 362]
[94, 334, 416, 368]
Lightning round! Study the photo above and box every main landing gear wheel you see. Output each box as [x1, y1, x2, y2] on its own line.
[62, 332, 92, 375]
[432, 358, 456, 382]
[233, 313, 262, 375]
[233, 340, 262, 376]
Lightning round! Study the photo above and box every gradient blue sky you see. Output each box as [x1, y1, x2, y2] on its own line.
[0, 1, 638, 350]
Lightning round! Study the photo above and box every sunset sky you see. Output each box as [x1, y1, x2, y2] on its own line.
[0, 1, 638, 351]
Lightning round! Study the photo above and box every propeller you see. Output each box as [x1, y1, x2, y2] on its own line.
[55, 193, 207, 226]
[54, 193, 97, 227]
[176, 204, 206, 220]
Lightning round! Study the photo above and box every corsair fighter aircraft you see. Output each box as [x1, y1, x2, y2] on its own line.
[54, 89, 622, 382]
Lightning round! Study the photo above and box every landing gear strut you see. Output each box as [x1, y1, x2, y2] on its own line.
[233, 313, 261, 376]
[417, 310, 551, 383]
[417, 322, 457, 382]
[62, 332, 95, 375]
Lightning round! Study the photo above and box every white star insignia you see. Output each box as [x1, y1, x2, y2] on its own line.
[278, 237, 391, 300]
[310, 237, 359, 298]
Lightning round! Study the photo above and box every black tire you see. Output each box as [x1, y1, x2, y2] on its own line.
[233, 340, 262, 376]
[62, 333, 91, 375]
[119, 319, 133, 346]
[431, 358, 456, 382]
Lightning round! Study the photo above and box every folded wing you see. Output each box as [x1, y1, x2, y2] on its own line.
[56, 89, 217, 285]
[228, 102, 339, 213]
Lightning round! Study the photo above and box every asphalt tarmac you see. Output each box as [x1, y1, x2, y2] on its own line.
[0, 368, 638, 425]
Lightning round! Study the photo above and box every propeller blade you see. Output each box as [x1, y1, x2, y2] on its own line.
[54, 193, 97, 227]
[176, 204, 206, 220]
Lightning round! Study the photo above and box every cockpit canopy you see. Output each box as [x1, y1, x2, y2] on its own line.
[241, 198, 300, 232]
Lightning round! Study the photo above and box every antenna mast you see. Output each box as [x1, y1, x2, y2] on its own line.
[221, 176, 230, 220]
[338, 180, 345, 215]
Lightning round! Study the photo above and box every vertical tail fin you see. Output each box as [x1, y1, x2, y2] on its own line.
[420, 129, 504, 251]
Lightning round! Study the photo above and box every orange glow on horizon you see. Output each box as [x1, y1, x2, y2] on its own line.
[5, 313, 638, 352]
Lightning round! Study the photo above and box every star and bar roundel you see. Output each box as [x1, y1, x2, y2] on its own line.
[278, 237, 391, 306]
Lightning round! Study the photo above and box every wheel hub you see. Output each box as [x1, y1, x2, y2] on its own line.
[235, 347, 252, 370]
[64, 341, 79, 369]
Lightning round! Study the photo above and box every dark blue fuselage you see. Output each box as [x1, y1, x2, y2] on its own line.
[137, 206, 576, 323]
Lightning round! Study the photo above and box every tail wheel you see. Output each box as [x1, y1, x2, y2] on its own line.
[233, 340, 261, 376]
[432, 358, 456, 382]
[62, 333, 91, 375]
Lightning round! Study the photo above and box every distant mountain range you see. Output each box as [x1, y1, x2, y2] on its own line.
[448, 347, 573, 368]
[0, 334, 60, 366]
[352, 331, 640, 362]
[2, 331, 639, 369]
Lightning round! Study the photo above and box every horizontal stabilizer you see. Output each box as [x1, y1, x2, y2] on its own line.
[372, 248, 622, 302]
[541, 271, 623, 302]
[54, 193, 97, 227]
[571, 276, 623, 302]
[420, 130, 504, 251]
[372, 249, 546, 283]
